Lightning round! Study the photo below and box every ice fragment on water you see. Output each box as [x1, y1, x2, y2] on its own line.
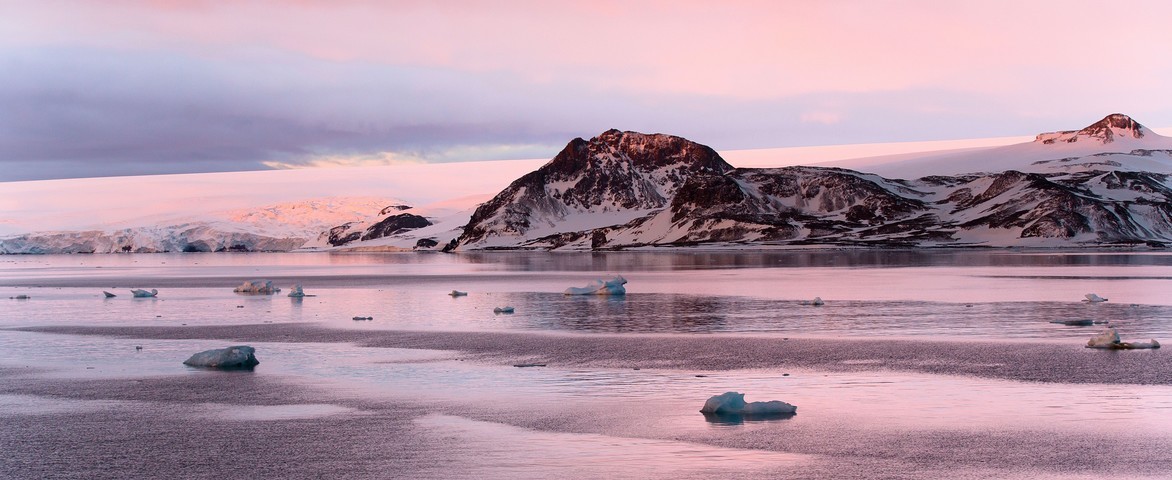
[1086, 327, 1160, 350]
[700, 391, 796, 415]
[1084, 293, 1108, 303]
[564, 275, 627, 295]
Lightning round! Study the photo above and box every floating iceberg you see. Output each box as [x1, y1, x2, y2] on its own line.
[449, 290, 468, 297]
[287, 284, 308, 297]
[182, 345, 259, 369]
[700, 392, 796, 424]
[811, 297, 824, 306]
[564, 275, 627, 295]
[700, 391, 796, 415]
[1084, 293, 1108, 303]
[1086, 327, 1160, 350]
[102, 291, 117, 298]
[130, 288, 158, 298]
[233, 279, 280, 294]
[493, 306, 515, 314]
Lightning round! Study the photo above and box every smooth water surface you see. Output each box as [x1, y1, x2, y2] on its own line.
[2, 250, 1172, 479]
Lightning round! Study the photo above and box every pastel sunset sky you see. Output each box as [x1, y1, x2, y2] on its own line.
[3, 0, 1171, 181]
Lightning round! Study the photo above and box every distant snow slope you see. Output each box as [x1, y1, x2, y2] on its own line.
[0, 161, 545, 236]
[830, 114, 1172, 179]
[0, 196, 408, 253]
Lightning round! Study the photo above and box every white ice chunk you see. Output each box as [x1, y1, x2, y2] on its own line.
[102, 291, 116, 298]
[233, 279, 280, 294]
[812, 297, 824, 306]
[564, 275, 627, 295]
[183, 345, 259, 369]
[699, 391, 796, 415]
[1086, 327, 1161, 350]
[287, 284, 305, 297]
[130, 288, 158, 298]
[1084, 293, 1108, 303]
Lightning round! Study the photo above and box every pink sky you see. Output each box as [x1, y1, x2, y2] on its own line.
[2, 1, 1172, 180]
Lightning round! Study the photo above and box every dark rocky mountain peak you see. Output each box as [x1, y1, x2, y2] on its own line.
[455, 130, 735, 246]
[1035, 113, 1149, 145]
[544, 129, 732, 178]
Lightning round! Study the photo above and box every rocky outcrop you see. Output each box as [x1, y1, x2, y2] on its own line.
[360, 213, 431, 241]
[1034, 113, 1149, 145]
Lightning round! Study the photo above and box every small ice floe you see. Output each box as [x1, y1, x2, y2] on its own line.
[564, 275, 627, 295]
[287, 284, 315, 298]
[352, 316, 373, 321]
[1086, 327, 1160, 350]
[1084, 293, 1108, 303]
[1050, 319, 1094, 326]
[804, 297, 824, 306]
[182, 345, 259, 369]
[233, 280, 280, 294]
[102, 291, 117, 298]
[449, 290, 468, 297]
[493, 306, 515, 314]
[700, 392, 796, 420]
[10, 294, 31, 300]
[130, 289, 158, 298]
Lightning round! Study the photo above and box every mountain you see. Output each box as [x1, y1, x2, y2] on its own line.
[4, 114, 1171, 253]
[451, 116, 1172, 250]
[457, 129, 732, 248]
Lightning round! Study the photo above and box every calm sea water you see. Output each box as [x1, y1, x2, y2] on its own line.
[2, 250, 1171, 479]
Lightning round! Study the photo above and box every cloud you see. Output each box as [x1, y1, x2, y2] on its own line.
[262, 152, 426, 170]
[3, 1, 1172, 181]
[800, 111, 843, 125]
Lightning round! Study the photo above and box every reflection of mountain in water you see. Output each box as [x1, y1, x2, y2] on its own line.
[521, 294, 736, 333]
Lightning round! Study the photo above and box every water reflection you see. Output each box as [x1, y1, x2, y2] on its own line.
[701, 411, 796, 426]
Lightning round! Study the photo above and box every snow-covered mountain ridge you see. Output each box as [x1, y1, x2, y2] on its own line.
[451, 115, 1172, 250]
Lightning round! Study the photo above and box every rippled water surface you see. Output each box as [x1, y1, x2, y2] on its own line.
[2, 250, 1172, 479]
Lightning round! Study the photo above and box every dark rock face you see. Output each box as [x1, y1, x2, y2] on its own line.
[361, 213, 432, 241]
[327, 223, 363, 247]
[414, 238, 439, 249]
[379, 204, 413, 215]
[324, 211, 433, 248]
[452, 129, 1172, 250]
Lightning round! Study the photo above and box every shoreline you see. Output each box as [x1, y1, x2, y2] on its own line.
[14, 323, 1170, 386]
